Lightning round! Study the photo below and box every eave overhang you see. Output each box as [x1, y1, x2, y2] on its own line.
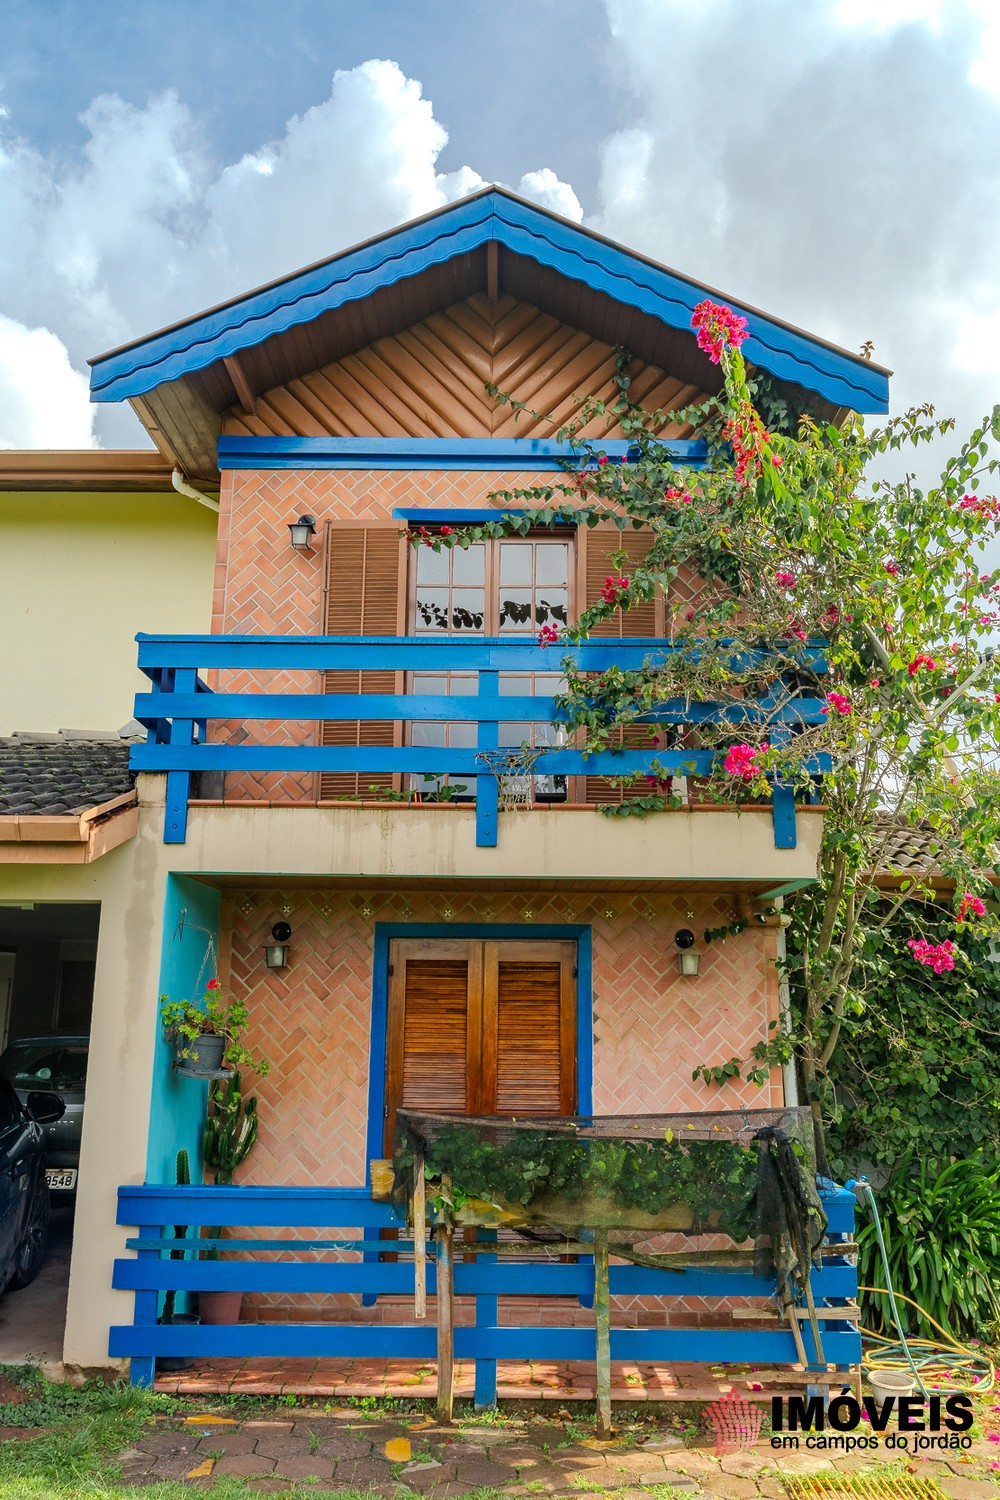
[0, 792, 138, 864]
[89, 188, 890, 419]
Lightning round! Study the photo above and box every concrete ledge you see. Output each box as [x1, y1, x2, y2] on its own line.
[140, 775, 822, 887]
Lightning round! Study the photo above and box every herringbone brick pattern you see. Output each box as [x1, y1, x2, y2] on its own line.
[212, 468, 547, 802]
[222, 887, 781, 1320]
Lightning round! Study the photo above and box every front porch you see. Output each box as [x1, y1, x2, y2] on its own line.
[112, 1182, 861, 1404]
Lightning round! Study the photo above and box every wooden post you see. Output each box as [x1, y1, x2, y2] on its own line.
[413, 1153, 426, 1320]
[435, 1218, 455, 1423]
[594, 1228, 612, 1439]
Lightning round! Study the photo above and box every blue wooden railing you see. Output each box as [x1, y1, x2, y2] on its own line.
[132, 635, 830, 849]
[112, 1181, 860, 1400]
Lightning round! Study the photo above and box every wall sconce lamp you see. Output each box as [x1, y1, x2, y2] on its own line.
[674, 928, 701, 978]
[265, 921, 292, 969]
[288, 515, 317, 552]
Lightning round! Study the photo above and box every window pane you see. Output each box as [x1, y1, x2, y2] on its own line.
[411, 723, 446, 747]
[537, 590, 568, 626]
[450, 591, 485, 632]
[411, 674, 449, 695]
[452, 544, 485, 586]
[499, 542, 532, 585]
[535, 543, 569, 585]
[498, 590, 534, 630]
[416, 547, 449, 585]
[415, 589, 451, 632]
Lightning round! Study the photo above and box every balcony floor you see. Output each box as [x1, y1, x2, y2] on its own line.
[153, 1355, 842, 1402]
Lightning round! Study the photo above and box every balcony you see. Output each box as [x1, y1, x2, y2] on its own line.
[132, 635, 829, 855]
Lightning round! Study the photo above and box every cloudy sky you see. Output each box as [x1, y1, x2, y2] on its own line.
[1, 0, 998, 454]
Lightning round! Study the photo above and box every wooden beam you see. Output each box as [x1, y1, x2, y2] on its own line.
[435, 1218, 455, 1423]
[594, 1229, 612, 1439]
[224, 354, 257, 416]
[413, 1153, 427, 1321]
[486, 241, 500, 305]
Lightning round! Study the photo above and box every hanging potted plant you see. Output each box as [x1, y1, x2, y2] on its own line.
[159, 979, 270, 1078]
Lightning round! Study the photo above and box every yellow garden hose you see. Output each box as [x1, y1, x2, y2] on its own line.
[858, 1286, 996, 1395]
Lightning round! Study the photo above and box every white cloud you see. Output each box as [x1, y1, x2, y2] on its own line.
[591, 0, 1000, 446]
[0, 59, 565, 446]
[516, 168, 584, 222]
[0, 317, 96, 448]
[1, 25, 999, 462]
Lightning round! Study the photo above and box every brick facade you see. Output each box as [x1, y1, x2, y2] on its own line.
[222, 884, 782, 1325]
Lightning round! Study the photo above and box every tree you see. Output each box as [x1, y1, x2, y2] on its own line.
[410, 302, 1000, 1171]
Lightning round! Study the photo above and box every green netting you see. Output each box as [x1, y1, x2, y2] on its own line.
[394, 1107, 828, 1325]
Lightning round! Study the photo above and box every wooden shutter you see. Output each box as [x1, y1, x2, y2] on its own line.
[385, 939, 480, 1151]
[384, 938, 576, 1152]
[320, 525, 404, 799]
[488, 941, 576, 1115]
[579, 524, 664, 804]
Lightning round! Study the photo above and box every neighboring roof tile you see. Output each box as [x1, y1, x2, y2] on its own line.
[0, 732, 139, 816]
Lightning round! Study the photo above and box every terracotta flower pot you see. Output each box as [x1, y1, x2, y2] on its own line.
[198, 1289, 244, 1324]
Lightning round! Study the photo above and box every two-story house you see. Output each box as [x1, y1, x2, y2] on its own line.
[5, 187, 888, 1391]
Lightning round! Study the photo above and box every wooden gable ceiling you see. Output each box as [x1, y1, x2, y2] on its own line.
[221, 293, 713, 444]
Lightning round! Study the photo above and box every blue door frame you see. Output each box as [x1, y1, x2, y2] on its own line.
[365, 923, 594, 1180]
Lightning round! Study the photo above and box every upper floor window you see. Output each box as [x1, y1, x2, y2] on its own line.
[411, 535, 571, 636]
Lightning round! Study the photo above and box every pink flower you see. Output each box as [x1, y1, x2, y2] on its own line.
[665, 486, 694, 505]
[691, 299, 749, 363]
[724, 742, 768, 782]
[871, 679, 880, 688]
[907, 938, 957, 975]
[775, 571, 796, 588]
[958, 893, 987, 922]
[885, 561, 900, 577]
[600, 575, 630, 605]
[439, 525, 453, 537]
[958, 494, 1000, 521]
[597, 454, 610, 466]
[908, 653, 938, 676]
[206, 978, 220, 990]
[538, 624, 559, 647]
[824, 691, 852, 716]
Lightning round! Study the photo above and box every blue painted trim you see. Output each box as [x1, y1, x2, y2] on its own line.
[395, 509, 569, 524]
[134, 633, 828, 673]
[217, 436, 709, 472]
[90, 189, 890, 413]
[110, 1321, 859, 1367]
[135, 691, 828, 727]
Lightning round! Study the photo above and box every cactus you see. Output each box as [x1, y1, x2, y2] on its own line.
[203, 1070, 258, 1185]
[161, 1147, 191, 1326]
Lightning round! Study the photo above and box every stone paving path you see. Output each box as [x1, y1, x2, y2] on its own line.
[115, 1404, 1000, 1498]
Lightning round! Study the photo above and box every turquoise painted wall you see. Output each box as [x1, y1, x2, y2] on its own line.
[145, 874, 221, 1186]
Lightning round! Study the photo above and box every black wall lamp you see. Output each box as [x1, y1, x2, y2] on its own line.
[288, 515, 317, 552]
[265, 921, 292, 969]
[674, 928, 701, 978]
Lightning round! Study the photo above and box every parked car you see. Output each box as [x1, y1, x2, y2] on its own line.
[0, 1035, 88, 1193]
[0, 1071, 53, 1294]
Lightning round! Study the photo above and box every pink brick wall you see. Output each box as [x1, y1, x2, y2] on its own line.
[221, 885, 782, 1324]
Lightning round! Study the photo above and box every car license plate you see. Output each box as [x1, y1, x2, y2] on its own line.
[45, 1169, 77, 1190]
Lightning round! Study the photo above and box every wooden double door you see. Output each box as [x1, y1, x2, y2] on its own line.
[384, 938, 577, 1151]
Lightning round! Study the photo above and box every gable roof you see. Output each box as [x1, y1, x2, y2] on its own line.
[88, 186, 891, 479]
